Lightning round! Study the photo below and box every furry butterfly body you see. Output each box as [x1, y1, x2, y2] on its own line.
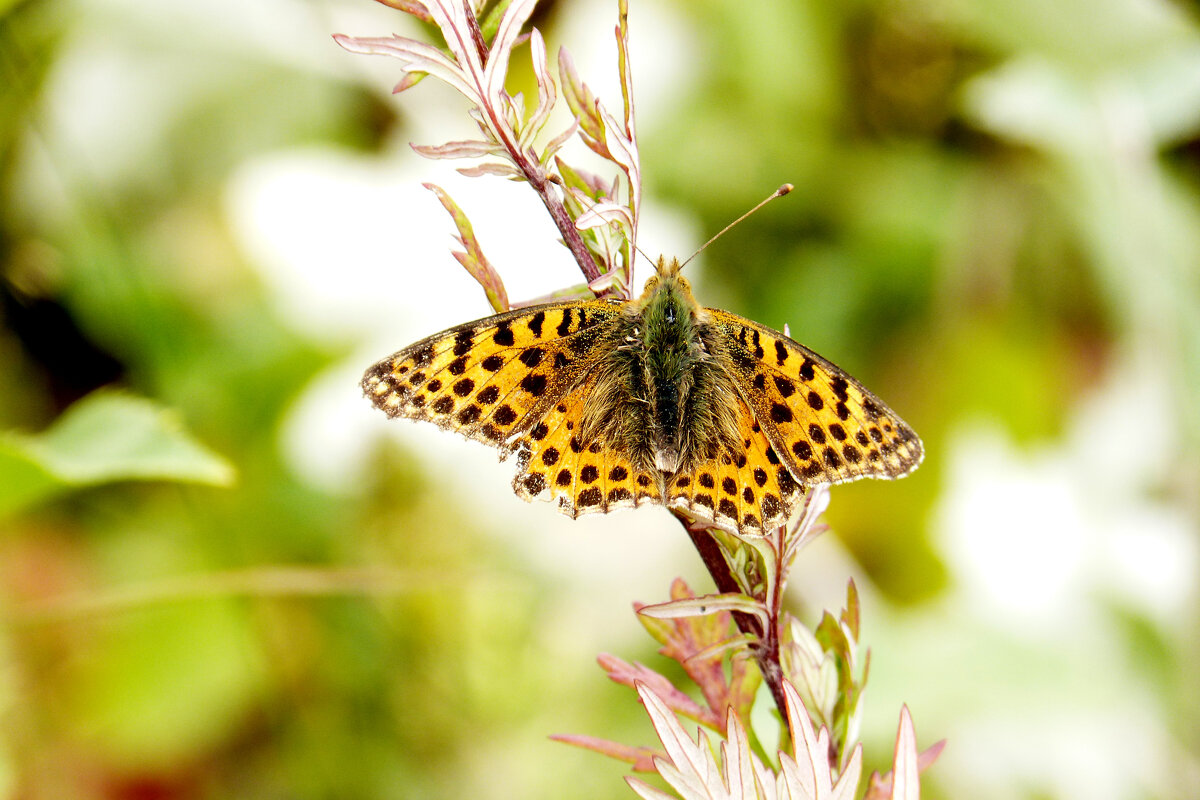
[363, 258, 922, 534]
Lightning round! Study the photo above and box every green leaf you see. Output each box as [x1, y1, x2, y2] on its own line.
[0, 391, 235, 519]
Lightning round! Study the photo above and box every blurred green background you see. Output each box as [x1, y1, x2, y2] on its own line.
[2, 0, 1199, 797]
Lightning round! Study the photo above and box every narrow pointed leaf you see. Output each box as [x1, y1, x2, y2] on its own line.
[455, 162, 524, 178]
[549, 733, 661, 771]
[333, 33, 479, 103]
[637, 683, 721, 797]
[640, 593, 768, 626]
[890, 706, 919, 800]
[598, 653, 713, 726]
[626, 777, 680, 800]
[424, 183, 509, 311]
[373, 0, 434, 22]
[522, 29, 557, 149]
[484, 0, 537, 103]
[540, 119, 579, 165]
[722, 707, 759, 799]
[576, 201, 634, 232]
[410, 139, 501, 159]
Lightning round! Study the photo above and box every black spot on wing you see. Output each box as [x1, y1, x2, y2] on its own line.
[520, 374, 547, 396]
[528, 311, 545, 338]
[453, 330, 474, 356]
[412, 343, 434, 367]
[493, 321, 515, 347]
[519, 347, 545, 368]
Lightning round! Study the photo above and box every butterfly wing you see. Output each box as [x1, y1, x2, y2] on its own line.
[665, 394, 800, 534]
[510, 371, 664, 518]
[706, 308, 923, 486]
[362, 299, 626, 452]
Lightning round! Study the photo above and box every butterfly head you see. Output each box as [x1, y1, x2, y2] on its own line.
[635, 256, 700, 330]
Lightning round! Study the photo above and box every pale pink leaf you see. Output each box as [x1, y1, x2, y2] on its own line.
[373, 0, 433, 22]
[456, 162, 523, 179]
[576, 201, 634, 232]
[540, 119, 579, 164]
[485, 0, 537, 103]
[636, 683, 724, 799]
[410, 139, 500, 159]
[626, 777, 682, 800]
[332, 33, 478, 103]
[639, 593, 768, 630]
[423, 0, 481, 73]
[829, 744, 862, 800]
[548, 733, 661, 771]
[587, 269, 621, 294]
[558, 46, 605, 144]
[890, 706, 919, 800]
[863, 741, 944, 800]
[514, 281, 594, 305]
[600, 104, 639, 181]
[599, 654, 713, 726]
[721, 707, 758, 799]
[522, 28, 557, 149]
[782, 681, 836, 798]
[777, 755, 814, 800]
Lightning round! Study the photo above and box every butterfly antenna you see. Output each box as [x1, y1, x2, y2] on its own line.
[680, 184, 793, 269]
[633, 241, 656, 270]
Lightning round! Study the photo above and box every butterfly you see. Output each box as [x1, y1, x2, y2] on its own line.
[362, 257, 922, 535]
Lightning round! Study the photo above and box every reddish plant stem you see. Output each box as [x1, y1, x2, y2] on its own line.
[677, 513, 789, 725]
[461, 7, 605, 291]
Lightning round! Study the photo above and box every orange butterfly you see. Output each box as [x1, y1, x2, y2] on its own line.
[364, 257, 922, 535]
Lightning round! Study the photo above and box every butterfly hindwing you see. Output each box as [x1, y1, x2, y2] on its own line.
[707, 309, 923, 486]
[511, 373, 663, 517]
[666, 394, 800, 534]
[362, 299, 625, 451]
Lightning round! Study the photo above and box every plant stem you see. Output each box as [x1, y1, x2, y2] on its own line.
[676, 513, 790, 724]
[462, 6, 605, 289]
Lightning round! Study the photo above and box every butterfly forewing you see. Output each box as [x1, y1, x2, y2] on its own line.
[362, 300, 625, 450]
[708, 309, 924, 485]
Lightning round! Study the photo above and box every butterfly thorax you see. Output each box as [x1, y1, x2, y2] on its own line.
[578, 258, 743, 480]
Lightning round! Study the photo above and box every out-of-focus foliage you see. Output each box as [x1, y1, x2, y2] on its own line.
[1, 0, 1197, 798]
[0, 391, 233, 518]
